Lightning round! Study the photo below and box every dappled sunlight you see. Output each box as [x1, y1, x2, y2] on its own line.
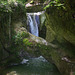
[6, 71, 18, 75]
[8, 0, 16, 3]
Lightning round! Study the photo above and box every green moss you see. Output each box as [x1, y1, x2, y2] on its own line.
[26, 5, 44, 12]
[23, 38, 32, 46]
[45, 3, 75, 45]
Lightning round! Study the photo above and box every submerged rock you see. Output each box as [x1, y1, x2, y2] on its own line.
[21, 59, 29, 64]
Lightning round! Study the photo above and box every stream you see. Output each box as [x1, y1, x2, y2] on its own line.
[3, 56, 61, 75]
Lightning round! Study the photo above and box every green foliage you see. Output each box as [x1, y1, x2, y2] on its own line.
[0, 1, 12, 12]
[7, 0, 27, 4]
[36, 43, 49, 50]
[0, 0, 26, 13]
[23, 38, 32, 46]
[30, 0, 34, 4]
[17, 0, 27, 3]
[13, 32, 29, 45]
[44, 0, 66, 10]
[14, 33, 22, 45]
[54, 3, 64, 6]
[21, 32, 29, 38]
[44, 4, 50, 10]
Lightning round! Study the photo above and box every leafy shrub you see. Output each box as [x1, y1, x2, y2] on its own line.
[44, 0, 66, 10]
[14, 33, 22, 45]
[23, 38, 32, 46]
[13, 32, 30, 45]
[0, 1, 12, 12]
[0, 0, 26, 13]
[21, 32, 29, 38]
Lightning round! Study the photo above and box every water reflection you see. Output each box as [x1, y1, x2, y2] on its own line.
[4, 56, 61, 75]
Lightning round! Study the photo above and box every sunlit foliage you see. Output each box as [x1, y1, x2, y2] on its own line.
[0, 0, 27, 13]
[44, 0, 66, 10]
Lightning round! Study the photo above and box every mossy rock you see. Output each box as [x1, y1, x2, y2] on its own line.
[26, 5, 44, 12]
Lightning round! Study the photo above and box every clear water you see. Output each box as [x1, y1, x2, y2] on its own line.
[3, 56, 61, 75]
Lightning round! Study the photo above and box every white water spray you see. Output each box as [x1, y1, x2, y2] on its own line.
[27, 11, 45, 37]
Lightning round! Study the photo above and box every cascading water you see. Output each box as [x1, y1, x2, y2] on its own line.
[27, 14, 39, 36]
[27, 11, 45, 37]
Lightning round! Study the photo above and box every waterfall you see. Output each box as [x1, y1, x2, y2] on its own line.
[27, 11, 45, 37]
[27, 14, 39, 37]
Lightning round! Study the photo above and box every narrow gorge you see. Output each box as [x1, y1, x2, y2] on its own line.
[0, 0, 75, 75]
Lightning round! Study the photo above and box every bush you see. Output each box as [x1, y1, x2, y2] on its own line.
[21, 32, 29, 38]
[23, 38, 32, 46]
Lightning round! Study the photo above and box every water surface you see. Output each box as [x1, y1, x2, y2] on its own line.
[3, 56, 61, 75]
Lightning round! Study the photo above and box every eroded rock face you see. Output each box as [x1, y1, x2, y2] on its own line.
[44, 0, 75, 75]
[0, 2, 26, 72]
[45, 0, 75, 45]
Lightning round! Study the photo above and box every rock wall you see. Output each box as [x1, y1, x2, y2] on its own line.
[45, 0, 75, 75]
[0, 2, 26, 71]
[45, 0, 75, 45]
